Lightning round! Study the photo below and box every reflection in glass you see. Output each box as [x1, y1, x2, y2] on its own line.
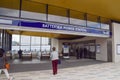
[31, 36, 40, 51]
[31, 36, 40, 45]
[101, 18, 110, 30]
[12, 35, 51, 52]
[42, 37, 49, 45]
[31, 46, 40, 52]
[21, 46, 30, 51]
[12, 34, 20, 51]
[87, 14, 100, 28]
[48, 14, 68, 23]
[41, 45, 51, 51]
[41, 37, 50, 51]
[70, 10, 86, 26]
[21, 35, 30, 46]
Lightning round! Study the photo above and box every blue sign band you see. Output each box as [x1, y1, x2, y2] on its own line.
[0, 18, 110, 35]
[19, 20, 110, 35]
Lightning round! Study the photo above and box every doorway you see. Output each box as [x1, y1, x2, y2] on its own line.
[70, 40, 96, 59]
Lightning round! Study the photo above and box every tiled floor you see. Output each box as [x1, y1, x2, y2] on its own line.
[1, 59, 120, 80]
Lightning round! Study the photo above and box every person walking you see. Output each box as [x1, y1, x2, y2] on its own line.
[18, 49, 23, 59]
[76, 47, 79, 59]
[50, 47, 59, 75]
[0, 48, 13, 80]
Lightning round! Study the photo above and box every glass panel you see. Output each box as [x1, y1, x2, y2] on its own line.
[21, 0, 46, 20]
[41, 37, 50, 51]
[48, 5, 68, 23]
[21, 46, 30, 52]
[41, 37, 49, 45]
[20, 35, 30, 51]
[70, 10, 86, 26]
[31, 36, 40, 51]
[101, 17, 110, 30]
[31, 46, 40, 52]
[20, 35, 30, 46]
[41, 45, 51, 52]
[12, 34, 20, 51]
[31, 36, 40, 46]
[87, 14, 100, 28]
[0, 0, 20, 17]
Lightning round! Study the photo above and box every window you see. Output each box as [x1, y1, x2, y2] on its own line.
[87, 14, 100, 28]
[21, 0, 46, 20]
[20, 35, 30, 51]
[0, 0, 20, 17]
[48, 5, 68, 23]
[12, 34, 20, 51]
[70, 10, 86, 26]
[31, 36, 40, 51]
[101, 18, 110, 30]
[41, 37, 50, 51]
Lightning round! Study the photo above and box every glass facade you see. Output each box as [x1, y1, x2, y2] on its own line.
[12, 34, 51, 52]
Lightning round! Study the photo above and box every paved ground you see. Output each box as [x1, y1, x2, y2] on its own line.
[1, 59, 120, 80]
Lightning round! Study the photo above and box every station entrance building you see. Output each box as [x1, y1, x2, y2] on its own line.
[0, 0, 120, 63]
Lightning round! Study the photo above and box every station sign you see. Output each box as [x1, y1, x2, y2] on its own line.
[0, 18, 110, 36]
[20, 20, 110, 35]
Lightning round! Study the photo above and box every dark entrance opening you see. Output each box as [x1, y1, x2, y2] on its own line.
[69, 40, 96, 59]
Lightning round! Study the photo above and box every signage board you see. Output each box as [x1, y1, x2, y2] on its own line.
[0, 18, 110, 36]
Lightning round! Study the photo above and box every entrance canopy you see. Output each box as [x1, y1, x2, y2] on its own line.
[7, 30, 83, 39]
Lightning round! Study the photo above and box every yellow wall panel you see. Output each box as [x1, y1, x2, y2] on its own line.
[30, 0, 120, 22]
[22, 0, 46, 13]
[48, 5, 67, 17]
[0, 0, 19, 9]
[70, 10, 85, 20]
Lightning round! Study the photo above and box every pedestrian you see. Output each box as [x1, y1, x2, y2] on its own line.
[76, 47, 79, 59]
[18, 49, 23, 59]
[50, 47, 59, 75]
[0, 48, 13, 80]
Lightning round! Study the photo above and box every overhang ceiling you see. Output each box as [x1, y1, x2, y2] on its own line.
[30, 0, 120, 22]
[7, 30, 84, 39]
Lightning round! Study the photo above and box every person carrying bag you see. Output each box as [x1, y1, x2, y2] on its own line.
[0, 48, 13, 80]
[5, 63, 10, 70]
[58, 59, 61, 64]
[50, 47, 59, 75]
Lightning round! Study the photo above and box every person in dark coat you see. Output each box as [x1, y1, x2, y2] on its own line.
[83, 48, 87, 58]
[79, 47, 83, 58]
[76, 47, 80, 59]
[18, 49, 23, 59]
